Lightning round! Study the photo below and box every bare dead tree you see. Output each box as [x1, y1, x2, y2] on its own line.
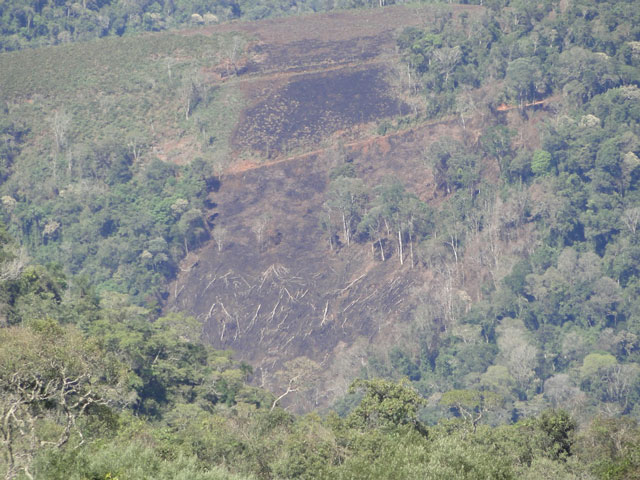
[433, 46, 462, 84]
[0, 327, 124, 480]
[252, 214, 271, 251]
[271, 377, 299, 411]
[222, 35, 247, 77]
[213, 227, 227, 252]
[48, 110, 71, 183]
[212, 155, 229, 180]
[179, 69, 204, 121]
[0, 247, 28, 283]
[270, 357, 319, 412]
[49, 110, 70, 157]
[622, 207, 640, 235]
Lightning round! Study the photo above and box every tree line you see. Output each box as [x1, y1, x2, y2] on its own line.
[0, 0, 443, 52]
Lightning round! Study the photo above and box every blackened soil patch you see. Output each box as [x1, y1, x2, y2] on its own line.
[233, 65, 409, 156]
[166, 120, 457, 409]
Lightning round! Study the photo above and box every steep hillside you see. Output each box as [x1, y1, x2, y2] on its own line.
[5, 1, 640, 478]
[168, 0, 640, 417]
[1, 3, 482, 407]
[169, 130, 431, 407]
[3, 0, 640, 424]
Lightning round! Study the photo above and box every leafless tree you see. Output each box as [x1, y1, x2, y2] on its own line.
[179, 70, 204, 120]
[252, 214, 271, 251]
[48, 110, 71, 183]
[622, 207, 640, 235]
[212, 155, 229, 180]
[49, 110, 70, 156]
[603, 364, 640, 411]
[455, 88, 477, 130]
[0, 326, 125, 479]
[432, 46, 462, 84]
[221, 35, 247, 77]
[213, 227, 227, 252]
[270, 357, 319, 411]
[0, 247, 28, 283]
[497, 319, 539, 397]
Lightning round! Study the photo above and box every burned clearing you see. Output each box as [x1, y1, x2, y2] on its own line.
[233, 66, 409, 156]
[168, 5, 483, 409]
[188, 4, 479, 159]
[166, 123, 453, 409]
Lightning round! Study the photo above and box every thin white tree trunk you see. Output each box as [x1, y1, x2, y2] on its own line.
[409, 232, 414, 268]
[342, 212, 349, 246]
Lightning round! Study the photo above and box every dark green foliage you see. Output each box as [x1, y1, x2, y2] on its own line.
[480, 125, 515, 178]
[2, 147, 212, 302]
[536, 410, 577, 460]
[3, 258, 640, 479]
[531, 149, 552, 176]
[428, 137, 480, 193]
[389, 347, 421, 381]
[347, 378, 427, 432]
[0, 114, 27, 183]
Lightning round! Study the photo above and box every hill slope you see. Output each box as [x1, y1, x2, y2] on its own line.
[166, 5, 486, 407]
[3, 0, 640, 422]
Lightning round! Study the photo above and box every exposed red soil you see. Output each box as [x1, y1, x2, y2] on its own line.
[496, 97, 553, 112]
[154, 135, 200, 165]
[225, 114, 457, 177]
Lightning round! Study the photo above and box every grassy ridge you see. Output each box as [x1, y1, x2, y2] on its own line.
[1, 33, 220, 98]
[0, 32, 244, 149]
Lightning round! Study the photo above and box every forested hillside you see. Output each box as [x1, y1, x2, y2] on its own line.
[383, 0, 640, 421]
[2, 0, 640, 478]
[2, 233, 640, 479]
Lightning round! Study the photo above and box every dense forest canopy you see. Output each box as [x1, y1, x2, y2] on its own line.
[2, 0, 640, 478]
[2, 232, 640, 478]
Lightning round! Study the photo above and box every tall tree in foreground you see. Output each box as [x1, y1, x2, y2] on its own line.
[0, 319, 126, 479]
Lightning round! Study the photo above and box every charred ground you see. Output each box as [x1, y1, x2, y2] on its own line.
[233, 66, 410, 156]
[167, 4, 490, 408]
[167, 122, 466, 408]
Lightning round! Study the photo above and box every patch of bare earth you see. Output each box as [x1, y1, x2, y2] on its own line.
[154, 135, 201, 165]
[166, 5, 501, 409]
[181, 4, 482, 159]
